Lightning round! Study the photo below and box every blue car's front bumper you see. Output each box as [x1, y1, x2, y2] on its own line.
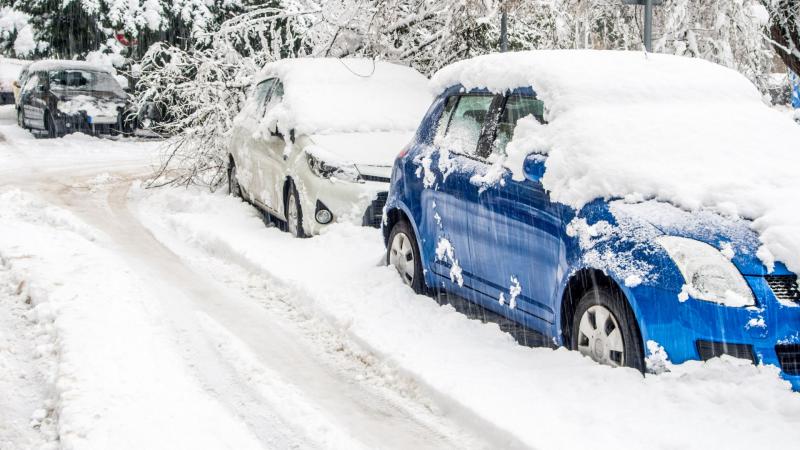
[630, 275, 800, 390]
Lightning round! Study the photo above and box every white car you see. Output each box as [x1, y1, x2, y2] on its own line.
[227, 58, 431, 237]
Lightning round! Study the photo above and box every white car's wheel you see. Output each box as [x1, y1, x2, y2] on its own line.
[228, 159, 242, 198]
[285, 183, 305, 238]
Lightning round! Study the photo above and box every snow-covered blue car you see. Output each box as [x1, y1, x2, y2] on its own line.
[383, 51, 800, 389]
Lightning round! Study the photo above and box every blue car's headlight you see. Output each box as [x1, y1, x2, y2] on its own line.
[657, 236, 755, 307]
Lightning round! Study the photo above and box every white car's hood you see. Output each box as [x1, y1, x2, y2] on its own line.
[308, 131, 412, 168]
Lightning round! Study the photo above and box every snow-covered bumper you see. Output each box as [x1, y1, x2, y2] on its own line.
[296, 168, 390, 235]
[627, 272, 800, 390]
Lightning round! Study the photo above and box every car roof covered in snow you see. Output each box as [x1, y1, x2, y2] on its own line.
[255, 58, 431, 134]
[433, 50, 800, 275]
[431, 49, 761, 111]
[26, 59, 114, 74]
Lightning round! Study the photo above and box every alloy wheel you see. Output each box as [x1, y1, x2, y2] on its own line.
[287, 191, 300, 237]
[576, 304, 626, 367]
[389, 232, 415, 286]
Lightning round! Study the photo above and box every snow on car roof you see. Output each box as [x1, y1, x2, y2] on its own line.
[26, 59, 114, 74]
[256, 58, 431, 134]
[434, 50, 800, 275]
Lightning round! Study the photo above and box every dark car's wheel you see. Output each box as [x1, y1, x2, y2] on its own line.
[228, 158, 242, 198]
[571, 288, 644, 371]
[285, 182, 306, 238]
[16, 108, 24, 128]
[387, 220, 425, 294]
[45, 112, 59, 138]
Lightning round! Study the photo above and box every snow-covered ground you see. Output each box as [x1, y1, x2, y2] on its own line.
[1, 104, 800, 449]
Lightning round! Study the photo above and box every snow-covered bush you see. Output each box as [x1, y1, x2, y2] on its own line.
[0, 6, 41, 57]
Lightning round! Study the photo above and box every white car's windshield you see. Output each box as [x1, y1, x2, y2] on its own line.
[49, 69, 125, 96]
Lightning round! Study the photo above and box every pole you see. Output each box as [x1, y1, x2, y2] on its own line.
[644, 0, 652, 52]
[500, 9, 508, 52]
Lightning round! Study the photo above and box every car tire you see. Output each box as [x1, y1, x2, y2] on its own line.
[228, 158, 242, 199]
[387, 220, 426, 294]
[571, 287, 644, 372]
[285, 182, 306, 238]
[16, 108, 24, 128]
[45, 112, 59, 138]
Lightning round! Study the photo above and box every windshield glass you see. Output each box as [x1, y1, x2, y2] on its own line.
[48, 69, 125, 96]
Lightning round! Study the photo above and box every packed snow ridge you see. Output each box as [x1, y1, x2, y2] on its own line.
[432, 50, 800, 275]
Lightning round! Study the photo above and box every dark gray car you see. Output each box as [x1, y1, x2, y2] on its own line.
[17, 60, 130, 138]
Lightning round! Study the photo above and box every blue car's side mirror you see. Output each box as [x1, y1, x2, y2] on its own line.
[522, 154, 546, 182]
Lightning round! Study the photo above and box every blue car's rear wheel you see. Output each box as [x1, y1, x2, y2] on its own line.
[571, 288, 644, 371]
[387, 220, 425, 294]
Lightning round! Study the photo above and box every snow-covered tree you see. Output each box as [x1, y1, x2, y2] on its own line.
[765, 0, 800, 75]
[0, 6, 40, 57]
[0, 0, 247, 59]
[655, 0, 775, 91]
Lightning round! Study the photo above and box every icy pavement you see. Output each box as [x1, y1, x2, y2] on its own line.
[1, 104, 799, 449]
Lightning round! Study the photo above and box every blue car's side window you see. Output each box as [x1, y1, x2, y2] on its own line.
[492, 94, 545, 157]
[434, 95, 459, 142]
[441, 94, 494, 157]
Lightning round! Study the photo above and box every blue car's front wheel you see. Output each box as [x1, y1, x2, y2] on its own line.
[387, 220, 425, 294]
[571, 288, 645, 372]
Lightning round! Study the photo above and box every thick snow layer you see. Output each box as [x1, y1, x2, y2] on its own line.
[256, 58, 431, 134]
[26, 59, 114, 74]
[58, 95, 124, 118]
[134, 185, 800, 450]
[433, 50, 800, 274]
[308, 131, 411, 167]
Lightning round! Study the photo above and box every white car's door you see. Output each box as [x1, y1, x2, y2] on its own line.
[256, 80, 290, 216]
[230, 79, 275, 202]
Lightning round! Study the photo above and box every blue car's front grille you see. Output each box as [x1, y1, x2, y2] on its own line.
[696, 340, 756, 363]
[765, 275, 800, 305]
[776, 345, 800, 376]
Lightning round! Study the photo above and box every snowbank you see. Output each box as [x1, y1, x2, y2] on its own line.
[0, 189, 263, 449]
[134, 186, 800, 450]
[432, 50, 800, 273]
[256, 58, 431, 135]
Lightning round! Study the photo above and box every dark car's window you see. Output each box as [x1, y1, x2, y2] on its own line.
[48, 70, 125, 96]
[23, 74, 39, 92]
[493, 94, 545, 156]
[442, 94, 494, 156]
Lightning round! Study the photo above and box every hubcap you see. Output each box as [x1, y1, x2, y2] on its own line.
[577, 305, 625, 367]
[389, 232, 415, 286]
[287, 192, 299, 237]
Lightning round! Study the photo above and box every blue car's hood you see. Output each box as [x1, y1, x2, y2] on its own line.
[607, 200, 789, 276]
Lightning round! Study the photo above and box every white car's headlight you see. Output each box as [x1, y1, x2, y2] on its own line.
[306, 153, 362, 183]
[657, 236, 755, 307]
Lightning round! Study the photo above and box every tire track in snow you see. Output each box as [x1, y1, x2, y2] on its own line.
[31, 172, 497, 449]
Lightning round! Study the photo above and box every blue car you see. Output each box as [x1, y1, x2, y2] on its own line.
[383, 55, 800, 388]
